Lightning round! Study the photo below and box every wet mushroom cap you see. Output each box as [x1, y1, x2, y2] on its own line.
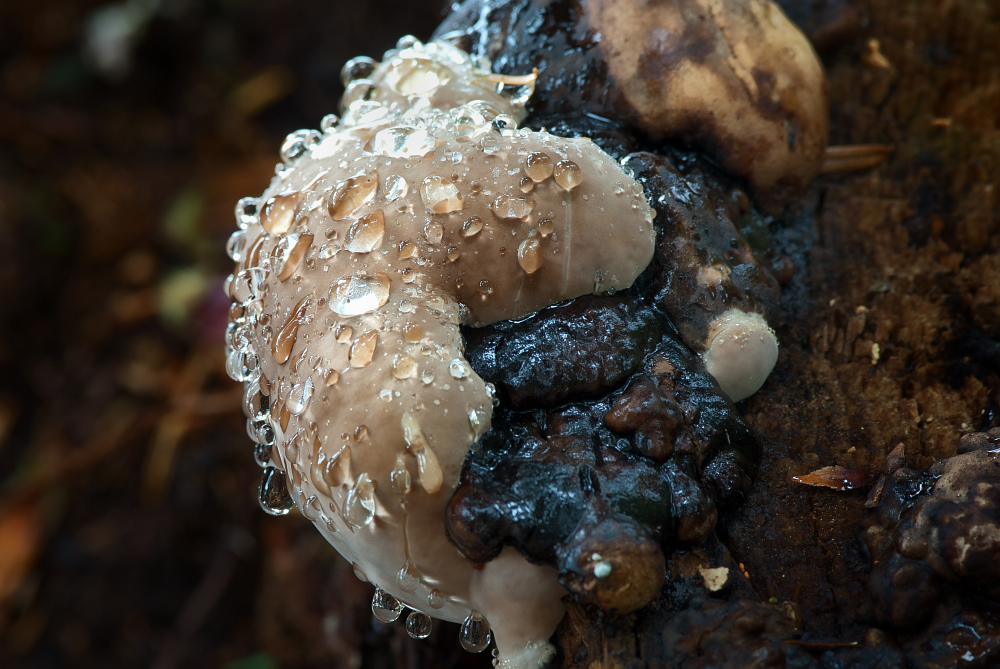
[225, 37, 656, 668]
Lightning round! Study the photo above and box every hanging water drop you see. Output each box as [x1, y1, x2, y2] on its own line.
[406, 611, 433, 639]
[396, 560, 419, 593]
[258, 466, 294, 516]
[459, 612, 492, 653]
[371, 588, 403, 623]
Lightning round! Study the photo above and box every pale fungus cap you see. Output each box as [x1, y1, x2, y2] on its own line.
[224, 37, 655, 668]
[587, 0, 828, 208]
[701, 308, 779, 402]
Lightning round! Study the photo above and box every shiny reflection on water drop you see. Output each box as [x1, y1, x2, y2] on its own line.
[374, 126, 441, 158]
[391, 353, 415, 379]
[329, 169, 379, 220]
[460, 216, 483, 237]
[287, 376, 314, 416]
[396, 560, 419, 593]
[344, 210, 385, 253]
[459, 612, 491, 653]
[422, 219, 444, 244]
[524, 152, 553, 182]
[517, 237, 543, 274]
[273, 233, 314, 281]
[235, 197, 259, 229]
[330, 274, 391, 316]
[385, 174, 409, 201]
[372, 588, 403, 623]
[449, 358, 469, 379]
[349, 330, 378, 367]
[491, 194, 533, 220]
[390, 453, 412, 493]
[406, 611, 433, 639]
[280, 129, 319, 163]
[537, 217, 554, 237]
[260, 192, 301, 234]
[427, 589, 445, 609]
[226, 230, 247, 262]
[553, 160, 582, 190]
[341, 55, 377, 86]
[342, 472, 375, 529]
[420, 175, 463, 214]
[258, 466, 294, 516]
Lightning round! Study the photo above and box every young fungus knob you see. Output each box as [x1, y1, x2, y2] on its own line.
[224, 36, 655, 669]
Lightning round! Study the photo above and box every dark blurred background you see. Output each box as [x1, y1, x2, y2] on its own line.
[0, 1, 495, 667]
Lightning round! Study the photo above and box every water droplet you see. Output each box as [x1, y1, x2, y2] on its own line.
[281, 129, 319, 163]
[446, 246, 460, 261]
[406, 611, 433, 639]
[423, 219, 444, 244]
[480, 135, 500, 155]
[258, 466, 294, 516]
[491, 194, 533, 219]
[401, 411, 443, 493]
[372, 588, 403, 623]
[354, 425, 368, 441]
[449, 358, 469, 379]
[330, 273, 391, 316]
[260, 192, 301, 234]
[349, 330, 378, 367]
[553, 160, 582, 190]
[468, 406, 485, 433]
[517, 237, 543, 274]
[342, 472, 376, 529]
[301, 494, 322, 521]
[323, 445, 351, 488]
[524, 152, 553, 181]
[460, 612, 491, 653]
[235, 197, 259, 229]
[273, 233, 314, 281]
[390, 453, 412, 493]
[230, 267, 267, 305]
[287, 376, 314, 415]
[420, 368, 434, 385]
[537, 217, 554, 237]
[398, 239, 416, 259]
[427, 590, 446, 609]
[374, 126, 441, 158]
[383, 57, 453, 96]
[397, 560, 419, 592]
[335, 324, 353, 342]
[460, 216, 483, 237]
[318, 243, 339, 260]
[353, 562, 369, 582]
[478, 279, 493, 296]
[485, 382, 499, 407]
[226, 230, 247, 262]
[324, 369, 340, 386]
[392, 353, 416, 379]
[491, 114, 517, 132]
[518, 176, 534, 193]
[341, 56, 377, 86]
[385, 174, 408, 201]
[320, 113, 340, 131]
[253, 439, 273, 468]
[272, 296, 311, 364]
[344, 210, 385, 253]
[403, 321, 423, 342]
[420, 175, 463, 214]
[329, 169, 379, 220]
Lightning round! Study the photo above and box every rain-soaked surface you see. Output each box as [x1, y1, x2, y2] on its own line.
[1, 0, 999, 668]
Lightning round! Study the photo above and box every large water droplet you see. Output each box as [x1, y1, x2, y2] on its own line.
[344, 210, 385, 253]
[280, 129, 319, 163]
[449, 358, 469, 379]
[423, 219, 444, 244]
[391, 353, 415, 379]
[329, 169, 379, 220]
[273, 233, 314, 282]
[287, 376, 314, 415]
[406, 611, 433, 639]
[401, 411, 443, 494]
[420, 175, 463, 214]
[323, 445, 351, 489]
[349, 330, 378, 367]
[258, 466, 294, 516]
[273, 296, 312, 364]
[385, 174, 408, 201]
[383, 57, 453, 95]
[260, 192, 301, 234]
[553, 160, 582, 190]
[524, 152, 553, 182]
[341, 55, 377, 86]
[343, 472, 376, 529]
[459, 612, 491, 653]
[373, 126, 441, 158]
[226, 230, 247, 262]
[517, 237, 543, 274]
[372, 588, 403, 623]
[230, 267, 267, 305]
[396, 560, 419, 593]
[330, 274, 391, 316]
[491, 194, 533, 219]
[460, 216, 483, 237]
[403, 321, 423, 342]
[427, 590, 446, 609]
[235, 197, 259, 230]
[390, 453, 411, 493]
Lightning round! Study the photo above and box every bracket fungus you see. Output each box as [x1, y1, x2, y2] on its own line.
[225, 37, 657, 668]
